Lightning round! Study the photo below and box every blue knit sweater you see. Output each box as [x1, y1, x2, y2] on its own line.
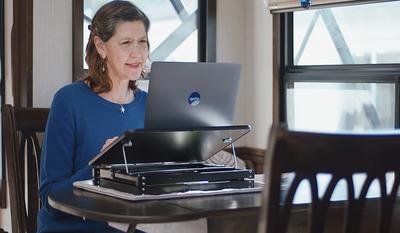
[38, 81, 147, 233]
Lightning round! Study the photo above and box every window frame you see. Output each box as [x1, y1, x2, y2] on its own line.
[72, 0, 216, 81]
[275, 8, 400, 128]
[0, 0, 5, 208]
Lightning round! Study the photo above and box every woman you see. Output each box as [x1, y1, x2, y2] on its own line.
[38, 1, 149, 232]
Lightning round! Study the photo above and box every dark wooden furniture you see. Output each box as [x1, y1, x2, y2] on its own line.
[11, 0, 33, 107]
[48, 187, 261, 233]
[259, 125, 400, 233]
[49, 173, 400, 233]
[235, 147, 266, 174]
[2, 104, 49, 233]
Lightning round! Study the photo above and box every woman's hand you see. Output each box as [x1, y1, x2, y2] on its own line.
[101, 136, 119, 151]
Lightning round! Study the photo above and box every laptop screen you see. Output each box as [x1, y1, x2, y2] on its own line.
[144, 61, 241, 129]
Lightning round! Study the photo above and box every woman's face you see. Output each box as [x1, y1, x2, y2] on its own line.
[96, 20, 149, 82]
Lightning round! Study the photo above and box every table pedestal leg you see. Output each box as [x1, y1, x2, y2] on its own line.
[126, 224, 137, 233]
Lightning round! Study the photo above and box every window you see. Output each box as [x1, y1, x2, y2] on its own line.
[293, 2, 400, 65]
[73, 0, 216, 81]
[277, 1, 400, 133]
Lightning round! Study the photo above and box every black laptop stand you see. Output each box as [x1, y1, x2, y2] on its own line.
[90, 125, 255, 195]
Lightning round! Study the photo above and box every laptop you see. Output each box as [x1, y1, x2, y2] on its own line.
[144, 61, 241, 129]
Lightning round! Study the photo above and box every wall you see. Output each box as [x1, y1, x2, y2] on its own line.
[32, 0, 73, 107]
[4, 0, 12, 105]
[245, 0, 273, 149]
[217, 0, 273, 149]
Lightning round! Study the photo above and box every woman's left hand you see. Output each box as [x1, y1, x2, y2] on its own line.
[101, 136, 119, 151]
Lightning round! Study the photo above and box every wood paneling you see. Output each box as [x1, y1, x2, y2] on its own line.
[0, 0, 6, 209]
[235, 147, 266, 174]
[272, 13, 283, 124]
[11, 0, 33, 107]
[72, 0, 83, 81]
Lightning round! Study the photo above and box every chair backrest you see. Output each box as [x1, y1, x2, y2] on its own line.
[2, 104, 49, 233]
[258, 124, 400, 233]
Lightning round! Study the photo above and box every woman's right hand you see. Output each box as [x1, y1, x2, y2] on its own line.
[101, 136, 119, 151]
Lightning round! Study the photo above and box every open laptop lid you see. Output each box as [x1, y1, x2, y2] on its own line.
[144, 62, 241, 129]
[89, 125, 251, 166]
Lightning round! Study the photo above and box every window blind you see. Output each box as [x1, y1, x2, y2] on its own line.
[265, 0, 391, 13]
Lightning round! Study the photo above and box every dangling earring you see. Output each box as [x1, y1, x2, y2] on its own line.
[102, 62, 106, 73]
[101, 55, 106, 73]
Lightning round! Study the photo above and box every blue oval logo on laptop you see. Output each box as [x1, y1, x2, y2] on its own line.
[188, 92, 201, 106]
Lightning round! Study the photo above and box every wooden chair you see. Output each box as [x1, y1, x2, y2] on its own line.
[2, 104, 49, 233]
[258, 124, 400, 233]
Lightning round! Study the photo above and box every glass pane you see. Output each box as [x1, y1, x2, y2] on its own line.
[84, 0, 110, 18]
[133, 0, 181, 51]
[166, 30, 198, 61]
[286, 82, 395, 132]
[294, 1, 400, 65]
[182, 0, 198, 14]
[83, 0, 199, 69]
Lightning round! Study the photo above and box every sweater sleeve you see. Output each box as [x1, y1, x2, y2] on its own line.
[39, 90, 91, 217]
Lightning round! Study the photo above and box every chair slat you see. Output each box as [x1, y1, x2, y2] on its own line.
[280, 174, 303, 233]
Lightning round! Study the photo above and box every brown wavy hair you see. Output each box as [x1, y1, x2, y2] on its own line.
[84, 1, 150, 93]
